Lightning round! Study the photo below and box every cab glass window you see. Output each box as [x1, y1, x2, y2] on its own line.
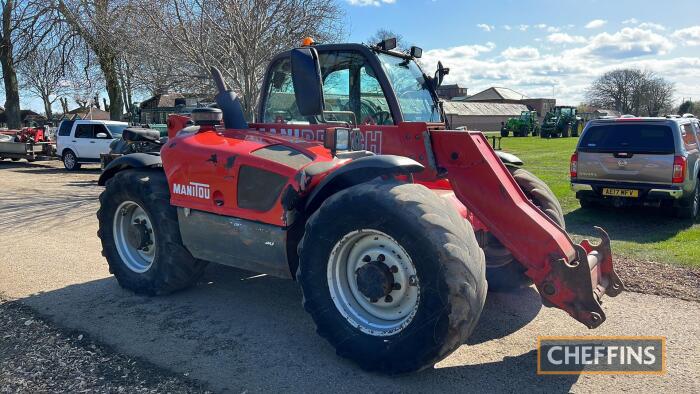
[75, 124, 95, 138]
[58, 121, 74, 136]
[376, 52, 441, 122]
[262, 58, 306, 124]
[318, 51, 393, 125]
[681, 123, 698, 150]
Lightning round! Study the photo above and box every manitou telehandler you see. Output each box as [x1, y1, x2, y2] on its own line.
[97, 38, 623, 374]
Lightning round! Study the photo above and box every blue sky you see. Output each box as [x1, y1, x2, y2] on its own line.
[19, 0, 700, 112]
[344, 0, 700, 105]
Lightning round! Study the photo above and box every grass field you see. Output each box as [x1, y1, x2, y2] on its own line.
[495, 136, 700, 268]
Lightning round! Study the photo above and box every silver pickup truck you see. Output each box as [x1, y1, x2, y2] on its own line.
[571, 116, 700, 220]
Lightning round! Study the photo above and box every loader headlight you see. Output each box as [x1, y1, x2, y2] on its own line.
[324, 127, 362, 155]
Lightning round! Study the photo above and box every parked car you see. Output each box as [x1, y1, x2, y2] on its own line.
[570, 116, 700, 220]
[56, 119, 128, 170]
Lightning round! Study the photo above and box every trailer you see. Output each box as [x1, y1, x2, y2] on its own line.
[0, 140, 56, 162]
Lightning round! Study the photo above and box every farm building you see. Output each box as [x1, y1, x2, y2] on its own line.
[460, 87, 556, 119]
[444, 101, 529, 131]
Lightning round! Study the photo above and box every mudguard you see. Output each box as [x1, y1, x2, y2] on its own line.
[495, 150, 523, 166]
[98, 153, 163, 186]
[304, 155, 424, 213]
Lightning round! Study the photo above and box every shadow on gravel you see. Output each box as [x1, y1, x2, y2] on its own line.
[468, 286, 542, 345]
[565, 205, 694, 244]
[16, 265, 576, 393]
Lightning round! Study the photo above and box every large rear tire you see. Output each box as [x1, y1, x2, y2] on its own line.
[97, 169, 207, 295]
[298, 181, 486, 374]
[483, 168, 565, 292]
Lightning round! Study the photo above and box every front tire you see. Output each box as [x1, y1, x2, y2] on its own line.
[62, 150, 81, 171]
[483, 168, 565, 292]
[97, 169, 207, 295]
[298, 181, 486, 374]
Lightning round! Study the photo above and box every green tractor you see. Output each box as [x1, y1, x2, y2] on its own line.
[500, 110, 540, 137]
[540, 106, 583, 138]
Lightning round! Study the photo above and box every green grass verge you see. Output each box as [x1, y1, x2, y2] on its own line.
[498, 136, 700, 267]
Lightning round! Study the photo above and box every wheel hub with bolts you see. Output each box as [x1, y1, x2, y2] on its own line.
[113, 200, 156, 273]
[327, 229, 420, 336]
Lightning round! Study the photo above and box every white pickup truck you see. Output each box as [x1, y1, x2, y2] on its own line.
[56, 119, 128, 170]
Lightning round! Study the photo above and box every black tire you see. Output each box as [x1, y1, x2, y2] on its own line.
[675, 182, 699, 221]
[11, 158, 19, 162]
[298, 181, 487, 374]
[483, 168, 565, 292]
[62, 150, 81, 171]
[97, 169, 207, 295]
[540, 130, 548, 138]
[561, 124, 571, 138]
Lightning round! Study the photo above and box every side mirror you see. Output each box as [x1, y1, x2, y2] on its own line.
[434, 61, 450, 89]
[409, 46, 423, 58]
[291, 48, 324, 117]
[96, 132, 108, 139]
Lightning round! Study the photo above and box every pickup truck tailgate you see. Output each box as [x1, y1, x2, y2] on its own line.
[577, 122, 676, 184]
[578, 152, 674, 184]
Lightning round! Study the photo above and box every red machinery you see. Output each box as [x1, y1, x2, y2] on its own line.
[98, 39, 622, 374]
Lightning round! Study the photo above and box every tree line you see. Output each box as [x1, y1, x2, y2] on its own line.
[585, 68, 675, 117]
[0, 0, 344, 128]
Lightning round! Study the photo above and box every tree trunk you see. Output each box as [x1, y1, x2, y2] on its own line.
[97, 51, 123, 120]
[41, 94, 53, 120]
[1, 0, 21, 129]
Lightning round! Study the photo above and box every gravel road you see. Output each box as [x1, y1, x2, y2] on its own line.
[1, 160, 699, 393]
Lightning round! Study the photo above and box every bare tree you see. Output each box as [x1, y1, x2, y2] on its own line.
[55, 0, 130, 120]
[366, 28, 405, 49]
[640, 76, 674, 116]
[18, 45, 70, 119]
[142, 0, 345, 120]
[0, 0, 55, 128]
[585, 68, 674, 116]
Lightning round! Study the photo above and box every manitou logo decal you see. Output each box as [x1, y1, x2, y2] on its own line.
[173, 182, 211, 199]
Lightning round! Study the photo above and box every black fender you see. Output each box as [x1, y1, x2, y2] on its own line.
[303, 155, 424, 214]
[98, 153, 163, 186]
[495, 150, 523, 167]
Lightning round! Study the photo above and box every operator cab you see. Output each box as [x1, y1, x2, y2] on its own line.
[258, 38, 447, 128]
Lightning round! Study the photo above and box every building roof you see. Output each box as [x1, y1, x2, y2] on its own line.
[66, 107, 111, 120]
[140, 93, 185, 109]
[594, 108, 622, 117]
[444, 101, 529, 116]
[0, 109, 46, 123]
[464, 87, 530, 101]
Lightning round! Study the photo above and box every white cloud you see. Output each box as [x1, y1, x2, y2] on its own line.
[346, 0, 395, 6]
[518, 24, 529, 31]
[502, 24, 512, 31]
[622, 18, 639, 25]
[476, 23, 495, 32]
[502, 46, 540, 60]
[547, 33, 586, 44]
[672, 26, 700, 46]
[638, 22, 665, 31]
[424, 42, 495, 60]
[582, 27, 674, 58]
[585, 19, 607, 29]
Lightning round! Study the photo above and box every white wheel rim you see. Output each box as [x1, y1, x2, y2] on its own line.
[113, 200, 156, 273]
[327, 229, 419, 336]
[64, 153, 75, 168]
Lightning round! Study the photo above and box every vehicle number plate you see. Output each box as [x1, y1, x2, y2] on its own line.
[602, 188, 639, 198]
